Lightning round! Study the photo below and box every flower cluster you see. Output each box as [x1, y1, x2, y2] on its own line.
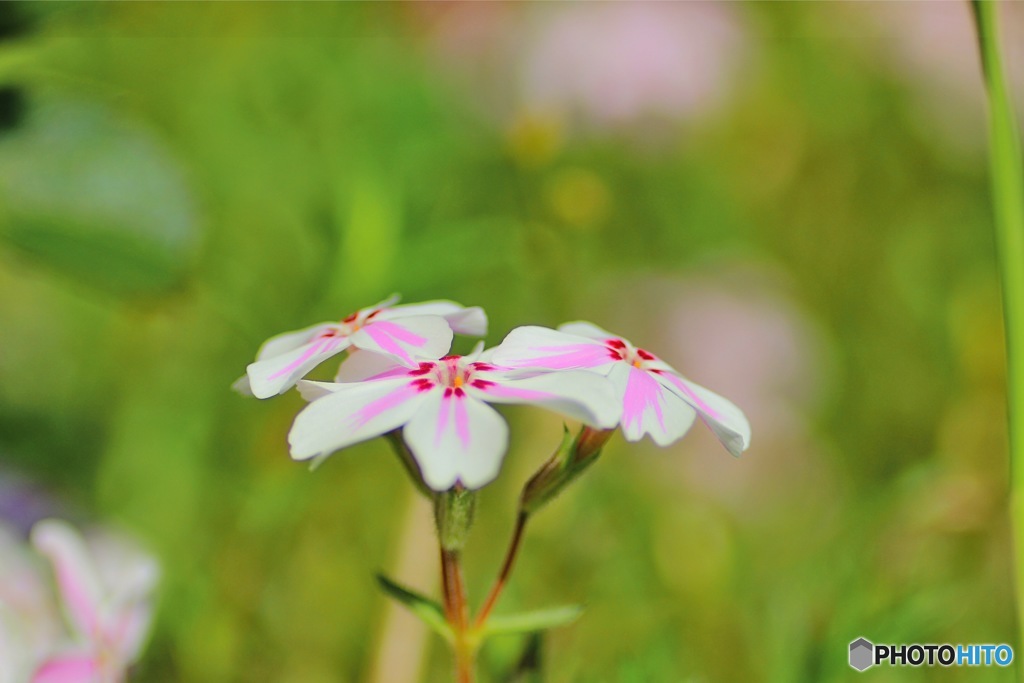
[0, 519, 159, 683]
[240, 296, 750, 491]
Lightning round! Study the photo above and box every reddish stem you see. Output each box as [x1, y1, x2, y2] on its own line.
[474, 511, 529, 629]
[441, 547, 474, 682]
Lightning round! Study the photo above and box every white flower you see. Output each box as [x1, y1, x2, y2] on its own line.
[491, 322, 750, 454]
[288, 347, 619, 491]
[237, 295, 487, 399]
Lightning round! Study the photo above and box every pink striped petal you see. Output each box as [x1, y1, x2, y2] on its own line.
[334, 350, 415, 384]
[403, 391, 509, 491]
[557, 321, 620, 342]
[655, 371, 751, 456]
[254, 322, 338, 361]
[469, 371, 619, 428]
[246, 333, 351, 399]
[378, 301, 488, 337]
[289, 378, 432, 461]
[31, 521, 104, 643]
[491, 326, 617, 372]
[610, 364, 697, 446]
[350, 316, 453, 367]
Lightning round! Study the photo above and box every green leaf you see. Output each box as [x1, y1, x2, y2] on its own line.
[375, 574, 453, 642]
[0, 94, 198, 296]
[483, 605, 584, 637]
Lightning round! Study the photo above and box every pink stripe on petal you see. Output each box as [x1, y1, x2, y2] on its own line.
[513, 344, 612, 369]
[50, 563, 101, 642]
[434, 393, 454, 447]
[658, 372, 723, 421]
[369, 321, 428, 346]
[453, 394, 471, 448]
[360, 366, 416, 382]
[361, 321, 427, 365]
[32, 655, 100, 683]
[268, 340, 329, 380]
[623, 368, 665, 431]
[353, 384, 424, 427]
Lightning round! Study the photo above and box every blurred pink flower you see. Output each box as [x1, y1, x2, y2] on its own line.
[31, 519, 159, 683]
[520, 2, 746, 127]
[417, 1, 748, 134]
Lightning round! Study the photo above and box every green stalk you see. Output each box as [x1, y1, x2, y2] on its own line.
[973, 0, 1024, 653]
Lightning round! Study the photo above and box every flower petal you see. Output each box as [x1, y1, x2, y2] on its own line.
[245, 333, 351, 399]
[334, 349, 411, 383]
[655, 372, 751, 456]
[557, 320, 622, 342]
[255, 322, 337, 361]
[230, 374, 255, 397]
[350, 316, 453, 366]
[470, 371, 620, 428]
[31, 654, 99, 683]
[379, 301, 488, 337]
[0, 606, 29, 683]
[84, 531, 159, 663]
[31, 520, 104, 643]
[610, 364, 697, 446]
[404, 391, 509, 491]
[107, 602, 153, 664]
[361, 293, 403, 314]
[289, 379, 431, 461]
[491, 326, 616, 372]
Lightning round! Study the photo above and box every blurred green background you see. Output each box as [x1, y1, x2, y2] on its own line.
[0, 2, 1019, 681]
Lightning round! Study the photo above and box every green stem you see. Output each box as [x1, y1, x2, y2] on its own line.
[434, 488, 478, 682]
[973, 0, 1024, 653]
[476, 427, 615, 630]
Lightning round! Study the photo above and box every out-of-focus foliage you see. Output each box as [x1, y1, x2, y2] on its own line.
[0, 2, 1017, 681]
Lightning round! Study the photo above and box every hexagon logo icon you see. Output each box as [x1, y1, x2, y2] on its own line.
[849, 638, 874, 671]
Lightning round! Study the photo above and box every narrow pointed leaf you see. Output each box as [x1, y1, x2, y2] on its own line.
[508, 633, 544, 683]
[483, 605, 583, 637]
[375, 573, 453, 642]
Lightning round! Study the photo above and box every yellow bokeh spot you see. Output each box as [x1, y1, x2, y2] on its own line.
[507, 110, 564, 169]
[546, 167, 611, 230]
